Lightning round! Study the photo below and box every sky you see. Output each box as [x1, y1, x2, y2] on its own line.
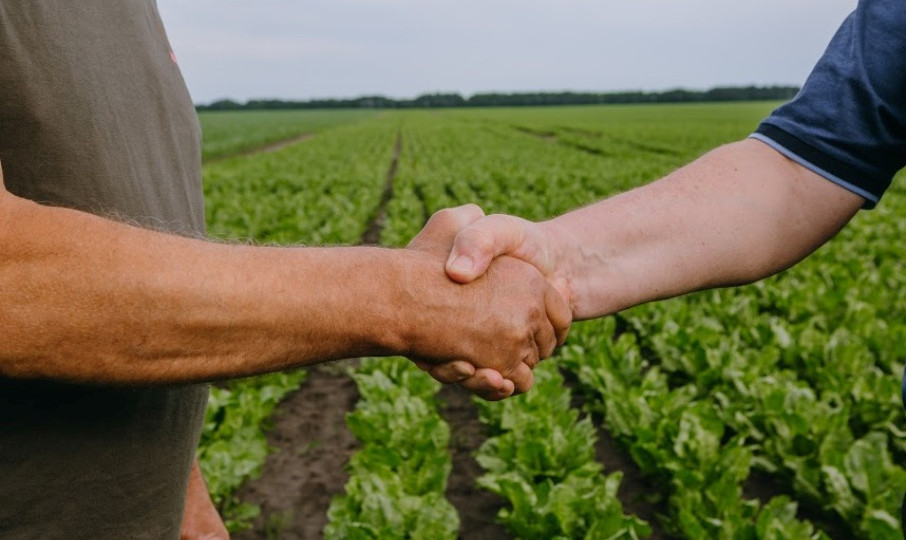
[156, 0, 858, 105]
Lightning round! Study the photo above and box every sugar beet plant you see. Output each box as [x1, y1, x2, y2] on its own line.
[615, 180, 906, 538]
[324, 358, 458, 540]
[474, 362, 651, 539]
[559, 318, 831, 539]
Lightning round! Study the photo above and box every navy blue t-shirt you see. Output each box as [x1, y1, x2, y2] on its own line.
[750, 0, 906, 414]
[751, 0, 906, 209]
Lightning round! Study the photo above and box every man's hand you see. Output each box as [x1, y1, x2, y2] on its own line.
[445, 213, 573, 310]
[181, 460, 229, 540]
[406, 205, 571, 400]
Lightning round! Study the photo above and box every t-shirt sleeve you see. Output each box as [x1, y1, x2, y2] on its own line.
[750, 0, 906, 209]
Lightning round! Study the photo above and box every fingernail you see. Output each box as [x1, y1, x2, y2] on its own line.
[450, 256, 473, 273]
[452, 363, 472, 378]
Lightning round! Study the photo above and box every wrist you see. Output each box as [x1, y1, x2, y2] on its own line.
[541, 216, 631, 320]
[537, 218, 578, 316]
[367, 249, 436, 358]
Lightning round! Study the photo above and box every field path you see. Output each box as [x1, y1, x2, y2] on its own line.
[233, 362, 360, 540]
[208, 132, 316, 163]
[361, 130, 401, 245]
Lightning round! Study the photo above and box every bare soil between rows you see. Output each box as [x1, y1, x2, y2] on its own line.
[230, 362, 672, 540]
[229, 362, 510, 540]
[233, 362, 359, 540]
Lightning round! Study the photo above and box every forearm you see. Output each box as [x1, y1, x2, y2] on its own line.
[1, 189, 565, 385]
[0, 193, 410, 383]
[543, 139, 863, 318]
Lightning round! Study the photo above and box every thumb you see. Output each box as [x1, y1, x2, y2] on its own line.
[445, 214, 530, 283]
[407, 203, 485, 257]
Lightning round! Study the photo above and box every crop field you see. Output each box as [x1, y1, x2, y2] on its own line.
[196, 103, 906, 540]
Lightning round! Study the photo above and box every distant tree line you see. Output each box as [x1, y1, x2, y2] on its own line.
[196, 85, 799, 111]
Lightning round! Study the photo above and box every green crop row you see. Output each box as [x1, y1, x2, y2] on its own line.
[325, 358, 458, 540]
[204, 118, 396, 245]
[198, 371, 308, 530]
[199, 116, 398, 530]
[560, 319, 832, 539]
[473, 362, 651, 539]
[617, 174, 906, 538]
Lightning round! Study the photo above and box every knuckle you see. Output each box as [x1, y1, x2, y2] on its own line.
[430, 207, 454, 224]
[461, 203, 485, 220]
[541, 340, 556, 359]
[526, 303, 545, 325]
[506, 326, 533, 349]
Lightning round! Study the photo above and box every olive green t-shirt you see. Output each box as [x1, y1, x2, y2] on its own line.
[0, 2, 209, 538]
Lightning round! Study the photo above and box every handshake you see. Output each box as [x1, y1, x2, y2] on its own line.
[400, 204, 573, 401]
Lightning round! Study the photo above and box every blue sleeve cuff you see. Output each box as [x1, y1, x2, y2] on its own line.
[748, 132, 879, 209]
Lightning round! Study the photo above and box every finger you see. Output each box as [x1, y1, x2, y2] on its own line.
[545, 283, 573, 347]
[413, 360, 432, 372]
[446, 214, 531, 283]
[408, 204, 485, 256]
[533, 318, 557, 363]
[457, 368, 514, 401]
[508, 362, 535, 395]
[427, 360, 476, 384]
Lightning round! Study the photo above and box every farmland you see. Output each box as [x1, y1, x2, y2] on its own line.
[196, 103, 906, 539]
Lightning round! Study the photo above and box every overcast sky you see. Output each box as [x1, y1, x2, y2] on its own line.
[156, 1, 858, 105]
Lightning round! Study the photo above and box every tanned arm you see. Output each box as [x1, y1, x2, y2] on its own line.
[0, 166, 570, 389]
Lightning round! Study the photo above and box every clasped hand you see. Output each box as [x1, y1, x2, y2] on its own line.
[405, 204, 570, 400]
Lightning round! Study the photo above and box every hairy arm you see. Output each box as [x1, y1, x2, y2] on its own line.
[0, 170, 569, 388]
[446, 139, 864, 318]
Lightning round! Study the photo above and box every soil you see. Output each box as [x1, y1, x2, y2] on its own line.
[229, 366, 513, 540]
[233, 361, 360, 540]
[569, 381, 670, 540]
[360, 131, 401, 246]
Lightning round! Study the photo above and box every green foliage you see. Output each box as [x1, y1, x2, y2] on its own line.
[197, 371, 307, 531]
[325, 359, 458, 540]
[475, 363, 651, 539]
[199, 105, 906, 538]
[199, 109, 374, 161]
[203, 119, 394, 245]
[324, 474, 458, 540]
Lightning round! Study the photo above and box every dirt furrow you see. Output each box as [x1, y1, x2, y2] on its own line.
[233, 361, 360, 540]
